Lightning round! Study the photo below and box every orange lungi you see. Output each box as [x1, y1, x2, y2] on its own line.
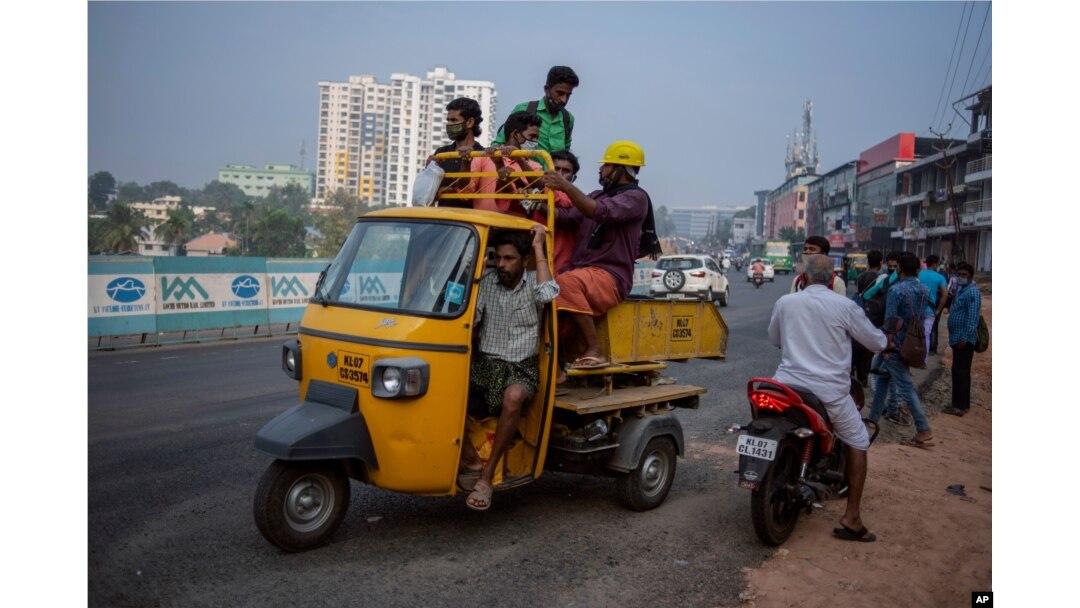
[555, 266, 621, 317]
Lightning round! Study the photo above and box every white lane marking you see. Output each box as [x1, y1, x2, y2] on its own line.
[160, 356, 183, 360]
[115, 360, 139, 365]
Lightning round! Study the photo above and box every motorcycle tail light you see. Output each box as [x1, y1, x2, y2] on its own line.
[750, 390, 795, 413]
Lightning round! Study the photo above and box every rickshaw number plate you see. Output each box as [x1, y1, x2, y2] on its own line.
[336, 350, 371, 387]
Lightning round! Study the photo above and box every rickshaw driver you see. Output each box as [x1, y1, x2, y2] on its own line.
[539, 140, 652, 371]
[460, 226, 559, 511]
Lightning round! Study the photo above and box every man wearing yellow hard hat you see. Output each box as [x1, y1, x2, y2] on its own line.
[540, 140, 662, 371]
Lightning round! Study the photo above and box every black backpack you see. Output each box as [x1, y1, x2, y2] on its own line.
[525, 100, 573, 147]
[855, 272, 893, 328]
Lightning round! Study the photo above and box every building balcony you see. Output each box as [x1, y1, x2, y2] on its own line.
[893, 192, 927, 207]
[965, 155, 991, 183]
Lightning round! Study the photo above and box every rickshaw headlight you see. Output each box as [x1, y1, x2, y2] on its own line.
[372, 358, 430, 398]
[382, 367, 402, 394]
[281, 340, 301, 381]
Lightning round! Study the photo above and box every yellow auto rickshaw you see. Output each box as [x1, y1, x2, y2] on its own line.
[253, 150, 728, 552]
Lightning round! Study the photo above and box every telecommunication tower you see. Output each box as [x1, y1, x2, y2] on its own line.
[784, 100, 819, 179]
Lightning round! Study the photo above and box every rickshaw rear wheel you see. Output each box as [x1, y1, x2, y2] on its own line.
[254, 460, 350, 552]
[615, 437, 677, 511]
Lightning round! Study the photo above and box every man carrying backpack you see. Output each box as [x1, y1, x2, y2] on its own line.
[493, 66, 579, 153]
[942, 262, 984, 416]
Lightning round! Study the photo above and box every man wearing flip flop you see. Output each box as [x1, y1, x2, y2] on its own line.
[460, 226, 558, 511]
[539, 140, 656, 371]
[769, 254, 888, 542]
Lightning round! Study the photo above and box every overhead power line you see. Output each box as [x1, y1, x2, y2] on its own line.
[938, 1, 977, 131]
[930, 1, 970, 130]
[958, 2, 991, 102]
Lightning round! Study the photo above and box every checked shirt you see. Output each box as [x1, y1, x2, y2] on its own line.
[475, 270, 559, 362]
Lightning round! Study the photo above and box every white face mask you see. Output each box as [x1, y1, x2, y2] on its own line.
[957, 277, 970, 286]
[520, 140, 540, 151]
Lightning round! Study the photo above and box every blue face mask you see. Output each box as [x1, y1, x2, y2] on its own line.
[957, 277, 970, 286]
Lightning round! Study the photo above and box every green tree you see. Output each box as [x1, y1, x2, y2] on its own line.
[88, 171, 116, 211]
[116, 181, 145, 204]
[777, 227, 806, 243]
[100, 203, 151, 253]
[144, 180, 184, 200]
[198, 180, 249, 212]
[734, 206, 756, 219]
[250, 207, 307, 257]
[194, 208, 228, 235]
[88, 217, 110, 253]
[155, 206, 196, 255]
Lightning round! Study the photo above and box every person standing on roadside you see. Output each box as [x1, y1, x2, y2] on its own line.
[791, 236, 846, 295]
[851, 250, 884, 386]
[943, 262, 982, 416]
[919, 255, 949, 355]
[868, 252, 934, 447]
[493, 66, 579, 153]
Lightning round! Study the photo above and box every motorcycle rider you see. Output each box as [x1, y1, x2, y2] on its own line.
[767, 254, 887, 542]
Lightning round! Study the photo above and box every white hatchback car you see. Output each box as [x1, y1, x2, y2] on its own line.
[651, 255, 730, 306]
[746, 259, 775, 282]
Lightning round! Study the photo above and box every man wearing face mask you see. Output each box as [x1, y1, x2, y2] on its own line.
[493, 66, 579, 153]
[429, 97, 487, 207]
[475, 111, 544, 217]
[539, 140, 663, 370]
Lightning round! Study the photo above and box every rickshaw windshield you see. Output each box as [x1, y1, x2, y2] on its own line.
[316, 220, 478, 317]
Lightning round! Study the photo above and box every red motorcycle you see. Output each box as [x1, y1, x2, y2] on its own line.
[729, 377, 876, 545]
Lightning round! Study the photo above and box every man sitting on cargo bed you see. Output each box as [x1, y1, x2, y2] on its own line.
[540, 140, 661, 370]
[460, 226, 558, 511]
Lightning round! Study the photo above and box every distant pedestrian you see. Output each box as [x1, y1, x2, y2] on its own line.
[864, 251, 904, 422]
[791, 236, 846, 295]
[943, 262, 982, 416]
[851, 250, 884, 386]
[919, 255, 949, 355]
[868, 252, 934, 447]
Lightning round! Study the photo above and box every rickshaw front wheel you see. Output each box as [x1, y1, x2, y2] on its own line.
[615, 437, 677, 511]
[254, 460, 351, 552]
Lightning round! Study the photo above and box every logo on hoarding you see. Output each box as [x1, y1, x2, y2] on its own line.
[105, 277, 146, 303]
[357, 275, 386, 295]
[271, 276, 309, 298]
[231, 275, 261, 299]
[161, 276, 209, 301]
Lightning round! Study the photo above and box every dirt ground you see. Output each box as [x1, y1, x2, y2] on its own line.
[736, 284, 993, 608]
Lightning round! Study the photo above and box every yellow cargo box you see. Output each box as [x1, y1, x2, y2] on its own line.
[594, 298, 728, 364]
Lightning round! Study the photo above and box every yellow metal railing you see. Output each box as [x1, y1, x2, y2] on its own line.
[432, 149, 556, 235]
[432, 149, 557, 275]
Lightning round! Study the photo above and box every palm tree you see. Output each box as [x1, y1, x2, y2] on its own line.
[155, 206, 196, 255]
[101, 203, 151, 253]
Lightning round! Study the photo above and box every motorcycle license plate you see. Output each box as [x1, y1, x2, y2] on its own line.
[737, 435, 777, 461]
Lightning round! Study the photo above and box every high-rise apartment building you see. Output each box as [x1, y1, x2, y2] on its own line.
[315, 67, 497, 206]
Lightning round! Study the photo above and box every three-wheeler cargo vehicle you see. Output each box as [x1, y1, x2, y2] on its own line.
[253, 150, 729, 551]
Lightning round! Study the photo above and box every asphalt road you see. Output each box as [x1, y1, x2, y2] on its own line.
[89, 270, 800, 608]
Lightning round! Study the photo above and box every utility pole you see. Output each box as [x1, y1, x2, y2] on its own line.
[929, 125, 963, 263]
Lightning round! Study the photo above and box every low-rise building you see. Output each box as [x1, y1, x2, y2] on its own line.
[731, 217, 754, 248]
[184, 232, 237, 256]
[892, 86, 991, 270]
[218, 164, 315, 198]
[131, 196, 183, 256]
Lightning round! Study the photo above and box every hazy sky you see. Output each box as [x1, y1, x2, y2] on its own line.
[89, 1, 991, 206]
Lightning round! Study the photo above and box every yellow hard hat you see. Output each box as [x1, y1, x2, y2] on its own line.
[599, 140, 645, 167]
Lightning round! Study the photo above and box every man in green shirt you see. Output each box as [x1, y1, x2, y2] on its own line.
[493, 66, 579, 153]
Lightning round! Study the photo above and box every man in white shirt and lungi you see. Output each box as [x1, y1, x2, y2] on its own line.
[768, 254, 887, 542]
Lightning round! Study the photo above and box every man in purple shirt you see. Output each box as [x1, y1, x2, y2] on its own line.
[540, 140, 656, 369]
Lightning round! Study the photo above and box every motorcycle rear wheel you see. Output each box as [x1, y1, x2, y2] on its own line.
[750, 443, 801, 546]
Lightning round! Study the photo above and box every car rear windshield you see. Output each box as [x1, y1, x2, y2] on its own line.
[315, 220, 478, 317]
[657, 258, 703, 270]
